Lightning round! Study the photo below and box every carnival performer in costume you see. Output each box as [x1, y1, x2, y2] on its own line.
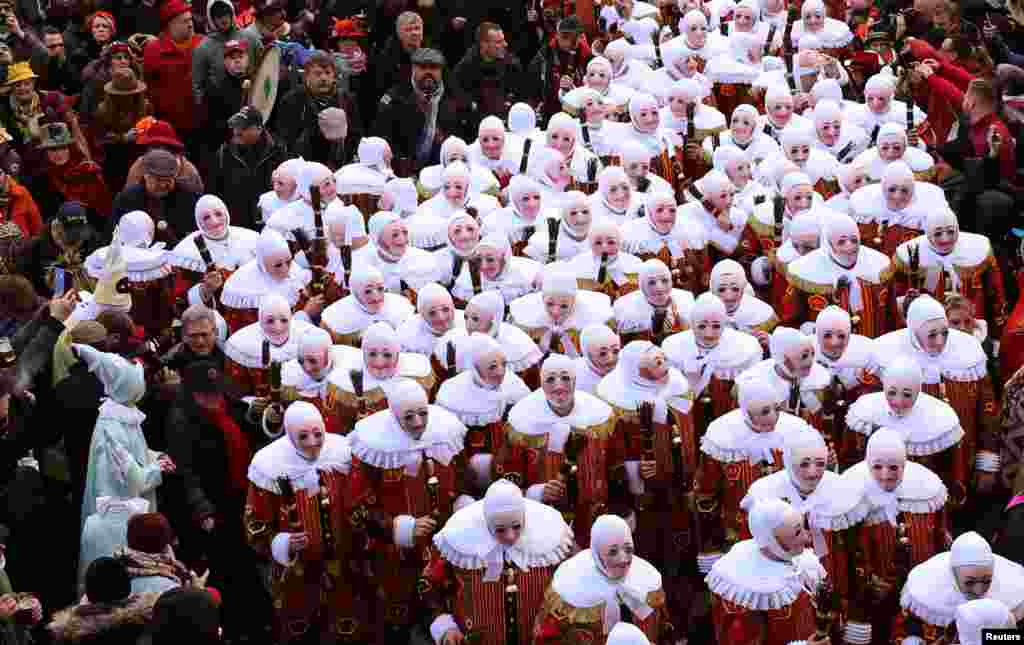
[710, 258, 776, 346]
[509, 265, 613, 359]
[435, 334, 531, 497]
[574, 324, 622, 395]
[597, 341, 697, 634]
[810, 305, 878, 467]
[741, 429, 870, 621]
[266, 161, 368, 247]
[744, 326, 830, 427]
[872, 295, 1000, 505]
[705, 498, 828, 645]
[892, 207, 1007, 338]
[348, 380, 469, 644]
[224, 293, 315, 398]
[897, 531, 1024, 643]
[839, 429, 950, 645]
[846, 355, 966, 494]
[503, 354, 616, 547]
[783, 210, 894, 339]
[452, 234, 541, 308]
[440, 291, 544, 389]
[243, 402, 367, 644]
[278, 327, 357, 436]
[353, 211, 439, 295]
[525, 192, 593, 263]
[220, 229, 312, 333]
[79, 344, 174, 528]
[85, 211, 175, 337]
[422, 480, 575, 645]
[588, 167, 641, 227]
[849, 161, 947, 258]
[397, 282, 464, 360]
[328, 321, 434, 429]
[432, 211, 480, 288]
[566, 220, 643, 298]
[613, 259, 693, 344]
[319, 266, 414, 346]
[533, 514, 674, 644]
[172, 195, 260, 310]
[694, 376, 815, 559]
[663, 292, 762, 436]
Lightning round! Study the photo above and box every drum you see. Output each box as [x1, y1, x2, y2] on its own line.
[250, 44, 282, 125]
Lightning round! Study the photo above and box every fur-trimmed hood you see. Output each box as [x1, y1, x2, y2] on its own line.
[48, 593, 159, 643]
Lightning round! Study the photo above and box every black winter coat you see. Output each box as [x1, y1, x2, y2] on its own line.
[371, 80, 474, 169]
[110, 184, 200, 246]
[164, 395, 260, 530]
[207, 134, 289, 231]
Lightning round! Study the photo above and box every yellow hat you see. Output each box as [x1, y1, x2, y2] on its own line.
[4, 62, 38, 86]
[93, 235, 132, 309]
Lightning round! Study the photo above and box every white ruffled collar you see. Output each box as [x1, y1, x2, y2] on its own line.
[702, 409, 812, 464]
[320, 293, 414, 336]
[901, 551, 1024, 627]
[221, 257, 310, 310]
[224, 320, 315, 368]
[597, 362, 692, 420]
[433, 498, 574, 580]
[247, 433, 352, 493]
[350, 406, 467, 470]
[436, 368, 531, 425]
[508, 389, 612, 439]
[840, 461, 947, 525]
[846, 391, 963, 456]
[550, 548, 662, 631]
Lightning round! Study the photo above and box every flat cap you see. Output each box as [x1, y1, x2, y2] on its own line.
[142, 148, 178, 178]
[410, 47, 445, 66]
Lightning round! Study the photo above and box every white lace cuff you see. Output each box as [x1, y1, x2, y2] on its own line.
[271, 533, 297, 567]
[430, 614, 459, 645]
[976, 451, 1002, 473]
[901, 637, 925, 645]
[844, 621, 872, 644]
[697, 552, 722, 574]
[394, 514, 417, 548]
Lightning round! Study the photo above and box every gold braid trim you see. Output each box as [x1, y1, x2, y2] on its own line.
[578, 273, 639, 291]
[751, 315, 779, 333]
[695, 125, 726, 141]
[328, 330, 364, 347]
[747, 215, 774, 238]
[578, 416, 617, 440]
[913, 167, 937, 183]
[953, 254, 996, 283]
[788, 266, 892, 297]
[332, 385, 387, 408]
[542, 588, 604, 624]
[786, 273, 835, 296]
[507, 429, 550, 449]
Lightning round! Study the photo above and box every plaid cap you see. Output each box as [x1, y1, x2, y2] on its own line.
[228, 105, 263, 129]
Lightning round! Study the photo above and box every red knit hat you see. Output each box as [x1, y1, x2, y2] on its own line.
[137, 119, 184, 150]
[160, 0, 191, 26]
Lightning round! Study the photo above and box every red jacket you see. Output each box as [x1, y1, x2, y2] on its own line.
[143, 33, 205, 135]
[4, 179, 42, 238]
